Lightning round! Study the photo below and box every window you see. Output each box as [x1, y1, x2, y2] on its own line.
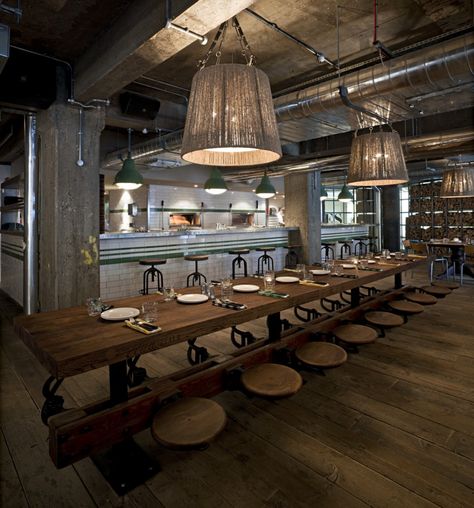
[321, 187, 355, 224]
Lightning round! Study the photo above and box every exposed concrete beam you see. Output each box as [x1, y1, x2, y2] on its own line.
[74, 0, 256, 102]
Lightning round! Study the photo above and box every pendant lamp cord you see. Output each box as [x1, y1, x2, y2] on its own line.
[197, 16, 255, 69]
[127, 128, 132, 158]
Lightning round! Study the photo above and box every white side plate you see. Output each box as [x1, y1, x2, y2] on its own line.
[101, 307, 140, 321]
[367, 260, 376, 264]
[342, 264, 356, 269]
[310, 269, 331, 275]
[177, 294, 209, 304]
[275, 276, 299, 283]
[233, 284, 260, 293]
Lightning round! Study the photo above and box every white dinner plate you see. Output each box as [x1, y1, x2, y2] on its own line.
[367, 260, 376, 264]
[233, 284, 260, 293]
[275, 276, 299, 283]
[177, 294, 209, 304]
[342, 264, 356, 269]
[101, 307, 140, 321]
[310, 269, 331, 276]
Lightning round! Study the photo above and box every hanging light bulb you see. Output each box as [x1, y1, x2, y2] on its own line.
[204, 168, 228, 195]
[256, 171, 276, 198]
[338, 183, 353, 202]
[114, 128, 143, 190]
[320, 184, 328, 201]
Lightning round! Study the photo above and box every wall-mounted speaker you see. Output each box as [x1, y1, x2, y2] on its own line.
[119, 92, 160, 120]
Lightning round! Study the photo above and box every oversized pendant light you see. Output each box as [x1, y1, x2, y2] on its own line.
[181, 18, 282, 166]
[440, 165, 474, 198]
[337, 183, 353, 202]
[114, 128, 143, 190]
[255, 170, 276, 198]
[347, 129, 408, 186]
[204, 168, 228, 195]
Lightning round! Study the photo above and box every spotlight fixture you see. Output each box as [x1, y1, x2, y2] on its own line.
[347, 129, 408, 186]
[204, 167, 228, 195]
[114, 128, 143, 190]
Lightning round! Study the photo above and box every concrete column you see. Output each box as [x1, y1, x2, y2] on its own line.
[381, 186, 400, 251]
[284, 171, 321, 264]
[37, 100, 105, 310]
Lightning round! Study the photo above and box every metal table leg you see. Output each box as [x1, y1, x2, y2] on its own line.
[267, 312, 281, 341]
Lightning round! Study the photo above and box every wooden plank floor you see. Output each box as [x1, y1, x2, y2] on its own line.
[1, 269, 474, 507]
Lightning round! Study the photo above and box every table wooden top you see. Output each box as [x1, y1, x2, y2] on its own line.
[428, 241, 466, 247]
[14, 259, 424, 379]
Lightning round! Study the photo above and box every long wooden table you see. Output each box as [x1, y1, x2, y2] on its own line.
[14, 258, 424, 494]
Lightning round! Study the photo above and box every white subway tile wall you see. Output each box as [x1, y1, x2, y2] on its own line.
[0, 235, 24, 304]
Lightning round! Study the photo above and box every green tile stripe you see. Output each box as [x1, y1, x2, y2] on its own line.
[110, 208, 147, 213]
[109, 207, 265, 214]
[100, 237, 287, 265]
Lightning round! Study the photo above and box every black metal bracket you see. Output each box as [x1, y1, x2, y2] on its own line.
[294, 305, 319, 322]
[273, 346, 295, 367]
[360, 285, 380, 297]
[41, 376, 65, 425]
[127, 356, 148, 388]
[338, 85, 388, 124]
[320, 297, 343, 312]
[230, 326, 256, 349]
[187, 338, 209, 365]
[225, 366, 245, 391]
[280, 318, 293, 331]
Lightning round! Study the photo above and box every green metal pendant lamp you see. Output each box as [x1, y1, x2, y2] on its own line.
[204, 168, 228, 195]
[114, 128, 143, 190]
[320, 184, 328, 201]
[256, 171, 276, 198]
[337, 183, 353, 202]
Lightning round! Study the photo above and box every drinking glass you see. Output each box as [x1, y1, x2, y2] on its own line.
[163, 287, 175, 301]
[86, 297, 103, 316]
[220, 277, 233, 301]
[333, 265, 343, 276]
[263, 270, 275, 291]
[382, 249, 390, 259]
[141, 301, 159, 322]
[359, 258, 368, 269]
[296, 263, 306, 280]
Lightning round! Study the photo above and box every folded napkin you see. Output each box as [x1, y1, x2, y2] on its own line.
[258, 290, 289, 298]
[212, 299, 247, 311]
[407, 254, 427, 259]
[125, 319, 162, 334]
[331, 274, 358, 279]
[299, 280, 329, 287]
[376, 261, 401, 267]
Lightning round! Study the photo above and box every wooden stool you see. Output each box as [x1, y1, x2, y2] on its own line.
[333, 323, 378, 351]
[339, 240, 352, 259]
[295, 342, 347, 370]
[321, 242, 336, 261]
[388, 300, 424, 323]
[151, 397, 226, 449]
[256, 247, 275, 275]
[365, 311, 404, 337]
[285, 244, 301, 268]
[184, 255, 208, 287]
[229, 249, 249, 278]
[353, 238, 368, 256]
[421, 285, 452, 298]
[241, 363, 302, 398]
[432, 281, 460, 290]
[405, 291, 437, 305]
[138, 258, 166, 294]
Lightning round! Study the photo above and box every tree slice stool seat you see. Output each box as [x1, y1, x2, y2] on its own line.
[229, 249, 250, 278]
[421, 285, 452, 298]
[405, 291, 437, 305]
[432, 281, 460, 290]
[256, 247, 275, 275]
[241, 363, 302, 398]
[184, 255, 208, 287]
[333, 324, 378, 345]
[151, 397, 226, 449]
[138, 258, 167, 294]
[388, 300, 424, 315]
[295, 342, 347, 368]
[365, 311, 404, 337]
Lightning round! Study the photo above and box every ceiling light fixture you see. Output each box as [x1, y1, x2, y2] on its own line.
[204, 167, 228, 195]
[337, 183, 353, 202]
[114, 128, 143, 190]
[255, 170, 276, 198]
[181, 18, 282, 166]
[440, 164, 474, 198]
[320, 184, 328, 201]
[347, 128, 408, 186]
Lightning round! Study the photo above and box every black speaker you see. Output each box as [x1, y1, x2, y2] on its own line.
[0, 48, 57, 109]
[119, 92, 160, 120]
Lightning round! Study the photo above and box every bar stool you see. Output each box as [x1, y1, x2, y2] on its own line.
[285, 244, 301, 268]
[339, 239, 352, 259]
[432, 281, 459, 290]
[387, 300, 424, 323]
[365, 311, 404, 337]
[420, 285, 452, 298]
[405, 291, 437, 305]
[333, 323, 378, 352]
[321, 242, 336, 261]
[256, 247, 275, 275]
[353, 238, 368, 256]
[295, 342, 347, 372]
[229, 249, 249, 278]
[184, 254, 208, 287]
[240, 363, 302, 398]
[139, 258, 166, 294]
[151, 397, 226, 449]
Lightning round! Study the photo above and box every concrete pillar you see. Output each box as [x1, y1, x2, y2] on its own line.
[284, 171, 321, 264]
[37, 99, 105, 310]
[381, 186, 400, 252]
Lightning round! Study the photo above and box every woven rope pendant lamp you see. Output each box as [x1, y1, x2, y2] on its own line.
[181, 19, 281, 166]
[440, 165, 474, 198]
[347, 130, 408, 186]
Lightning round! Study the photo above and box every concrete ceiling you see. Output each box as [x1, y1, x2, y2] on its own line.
[0, 0, 473, 181]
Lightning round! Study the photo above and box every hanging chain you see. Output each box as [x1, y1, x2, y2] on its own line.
[232, 17, 255, 66]
[214, 20, 228, 65]
[198, 21, 227, 69]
